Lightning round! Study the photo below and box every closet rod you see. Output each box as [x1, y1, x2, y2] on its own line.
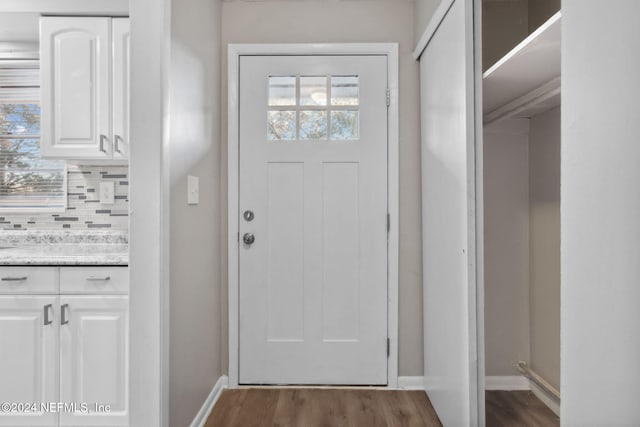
[517, 361, 561, 401]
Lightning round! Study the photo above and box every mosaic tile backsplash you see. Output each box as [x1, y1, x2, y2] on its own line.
[0, 164, 129, 231]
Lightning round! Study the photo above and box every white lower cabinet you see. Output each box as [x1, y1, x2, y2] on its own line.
[0, 296, 58, 427]
[59, 296, 129, 427]
[0, 267, 129, 427]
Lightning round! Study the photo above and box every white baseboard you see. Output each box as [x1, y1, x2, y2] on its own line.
[397, 376, 424, 390]
[529, 380, 561, 417]
[485, 375, 530, 390]
[189, 375, 229, 427]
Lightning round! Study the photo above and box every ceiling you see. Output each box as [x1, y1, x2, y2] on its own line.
[0, 13, 40, 42]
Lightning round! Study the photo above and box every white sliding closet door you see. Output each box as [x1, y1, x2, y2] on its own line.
[418, 0, 483, 425]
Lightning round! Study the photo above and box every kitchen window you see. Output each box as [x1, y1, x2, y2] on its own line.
[0, 60, 66, 212]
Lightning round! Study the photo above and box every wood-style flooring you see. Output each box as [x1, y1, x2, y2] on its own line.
[486, 391, 559, 427]
[204, 388, 442, 427]
[204, 388, 560, 426]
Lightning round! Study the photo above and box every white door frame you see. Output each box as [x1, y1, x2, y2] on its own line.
[227, 43, 399, 388]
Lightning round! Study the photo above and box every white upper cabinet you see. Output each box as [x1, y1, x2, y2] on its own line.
[112, 19, 130, 160]
[40, 17, 130, 160]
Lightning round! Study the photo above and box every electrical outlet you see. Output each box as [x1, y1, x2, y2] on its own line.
[188, 175, 199, 205]
[99, 181, 115, 205]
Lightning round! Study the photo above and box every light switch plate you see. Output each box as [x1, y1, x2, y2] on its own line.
[188, 175, 199, 205]
[99, 181, 115, 205]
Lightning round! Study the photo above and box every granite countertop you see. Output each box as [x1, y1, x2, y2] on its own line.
[0, 231, 128, 266]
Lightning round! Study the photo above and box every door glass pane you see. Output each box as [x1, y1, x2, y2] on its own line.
[331, 76, 359, 106]
[300, 76, 327, 106]
[300, 110, 327, 140]
[330, 111, 359, 140]
[268, 76, 296, 106]
[268, 111, 296, 140]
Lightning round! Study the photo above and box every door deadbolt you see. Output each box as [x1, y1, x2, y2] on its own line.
[243, 210, 254, 222]
[243, 233, 255, 245]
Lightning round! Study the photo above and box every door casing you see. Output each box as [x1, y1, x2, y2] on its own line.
[227, 43, 399, 388]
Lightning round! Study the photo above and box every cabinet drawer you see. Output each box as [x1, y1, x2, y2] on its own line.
[60, 267, 129, 294]
[0, 267, 58, 294]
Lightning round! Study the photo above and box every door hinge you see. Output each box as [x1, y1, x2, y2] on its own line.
[387, 213, 390, 232]
[386, 88, 391, 107]
[237, 232, 240, 242]
[387, 338, 390, 357]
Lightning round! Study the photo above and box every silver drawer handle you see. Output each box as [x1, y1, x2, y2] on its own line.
[2, 276, 27, 281]
[86, 276, 111, 281]
[114, 135, 122, 153]
[100, 134, 109, 153]
[61, 303, 69, 325]
[44, 304, 53, 326]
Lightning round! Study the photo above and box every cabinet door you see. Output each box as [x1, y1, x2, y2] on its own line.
[40, 17, 112, 159]
[59, 296, 128, 427]
[112, 18, 130, 161]
[0, 296, 58, 426]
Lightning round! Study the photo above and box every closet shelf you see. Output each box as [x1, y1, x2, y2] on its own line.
[483, 11, 561, 125]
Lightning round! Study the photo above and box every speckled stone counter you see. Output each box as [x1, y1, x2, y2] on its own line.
[0, 231, 128, 266]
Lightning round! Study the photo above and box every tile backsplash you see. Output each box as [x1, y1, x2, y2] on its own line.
[0, 164, 129, 231]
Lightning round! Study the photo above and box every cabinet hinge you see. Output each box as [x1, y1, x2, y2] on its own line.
[387, 213, 390, 232]
[237, 232, 240, 242]
[387, 338, 390, 357]
[386, 88, 391, 107]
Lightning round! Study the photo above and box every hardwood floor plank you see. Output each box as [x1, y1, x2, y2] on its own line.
[271, 389, 314, 427]
[229, 389, 280, 427]
[204, 389, 248, 427]
[485, 390, 559, 427]
[377, 390, 429, 427]
[407, 391, 443, 426]
[344, 389, 388, 427]
[206, 388, 443, 427]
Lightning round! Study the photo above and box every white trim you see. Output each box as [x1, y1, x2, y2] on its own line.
[0, 0, 128, 15]
[484, 375, 530, 391]
[227, 43, 400, 388]
[398, 376, 424, 390]
[413, 0, 456, 60]
[529, 380, 561, 417]
[129, 0, 170, 425]
[189, 376, 229, 427]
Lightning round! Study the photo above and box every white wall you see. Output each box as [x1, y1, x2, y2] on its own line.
[529, 106, 560, 391]
[482, 0, 528, 71]
[414, 0, 441, 47]
[528, 0, 560, 34]
[483, 119, 530, 377]
[221, 0, 424, 376]
[169, 0, 223, 426]
[562, 1, 640, 425]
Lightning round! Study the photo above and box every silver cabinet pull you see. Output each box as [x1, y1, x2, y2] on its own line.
[86, 276, 111, 281]
[2, 276, 27, 282]
[61, 304, 69, 325]
[99, 134, 108, 153]
[114, 135, 122, 153]
[243, 233, 255, 245]
[44, 304, 53, 326]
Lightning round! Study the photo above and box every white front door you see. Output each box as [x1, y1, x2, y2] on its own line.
[238, 55, 388, 385]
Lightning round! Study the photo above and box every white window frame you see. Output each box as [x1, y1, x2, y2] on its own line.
[227, 43, 400, 388]
[0, 60, 67, 213]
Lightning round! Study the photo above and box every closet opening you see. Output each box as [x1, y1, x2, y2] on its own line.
[482, 1, 561, 424]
